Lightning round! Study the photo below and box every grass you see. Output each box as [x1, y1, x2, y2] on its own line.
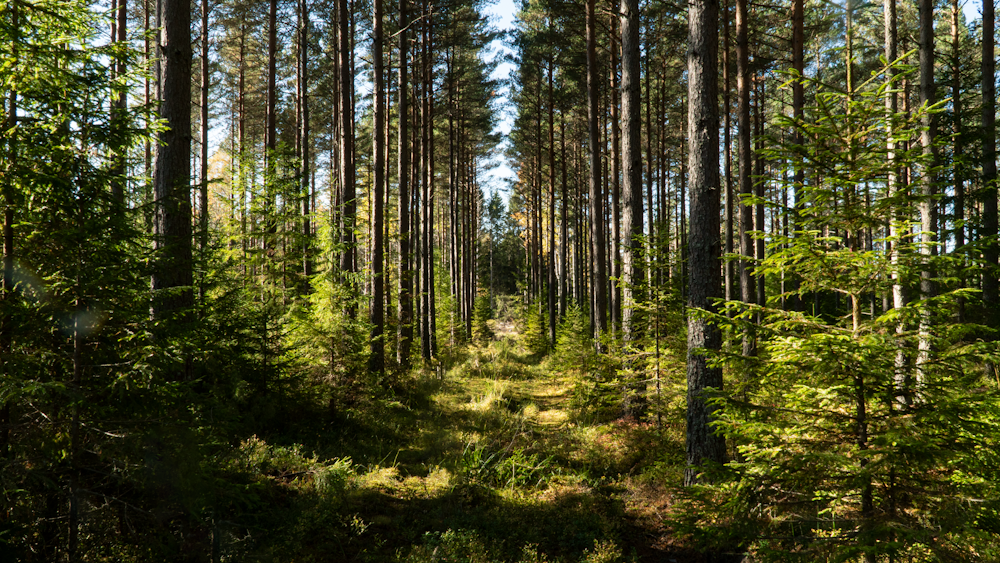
[218, 317, 707, 562]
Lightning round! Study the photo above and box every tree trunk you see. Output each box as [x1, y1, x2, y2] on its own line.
[586, 0, 608, 346]
[685, 0, 726, 486]
[370, 0, 385, 373]
[560, 110, 569, 319]
[951, 0, 963, 319]
[397, 0, 413, 367]
[199, 0, 208, 255]
[1, 1, 18, 460]
[723, 0, 734, 306]
[916, 0, 936, 383]
[548, 60, 557, 347]
[610, 21, 622, 334]
[112, 0, 128, 205]
[737, 0, 754, 355]
[983, 0, 997, 312]
[789, 0, 803, 312]
[620, 0, 642, 341]
[339, 0, 357, 285]
[265, 0, 277, 259]
[300, 0, 313, 281]
[152, 0, 194, 318]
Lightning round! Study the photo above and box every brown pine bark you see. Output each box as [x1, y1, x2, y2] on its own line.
[339, 0, 357, 283]
[397, 0, 413, 367]
[548, 60, 557, 347]
[586, 0, 608, 346]
[736, 0, 754, 354]
[685, 0, 725, 486]
[620, 0, 642, 341]
[610, 19, 622, 334]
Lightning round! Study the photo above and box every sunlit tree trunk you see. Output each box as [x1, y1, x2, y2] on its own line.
[339, 0, 357, 287]
[736, 0, 754, 355]
[620, 0, 642, 341]
[586, 0, 608, 347]
[916, 0, 936, 384]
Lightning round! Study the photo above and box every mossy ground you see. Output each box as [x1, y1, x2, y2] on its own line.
[232, 319, 708, 562]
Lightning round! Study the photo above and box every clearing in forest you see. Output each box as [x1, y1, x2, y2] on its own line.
[240, 315, 704, 562]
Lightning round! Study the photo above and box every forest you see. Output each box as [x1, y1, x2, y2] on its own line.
[3, 0, 1000, 559]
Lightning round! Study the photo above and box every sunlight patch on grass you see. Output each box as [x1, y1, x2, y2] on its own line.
[534, 408, 568, 426]
[469, 379, 510, 412]
[355, 465, 401, 491]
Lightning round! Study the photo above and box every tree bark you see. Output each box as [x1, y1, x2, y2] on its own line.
[685, 0, 726, 486]
[548, 60, 557, 347]
[339, 0, 357, 284]
[983, 0, 997, 312]
[586, 0, 608, 346]
[370, 0, 385, 373]
[300, 0, 313, 281]
[916, 0, 936, 383]
[736, 0, 754, 355]
[397, 0, 413, 367]
[152, 0, 194, 318]
[265, 0, 277, 259]
[199, 0, 208, 254]
[620, 0, 642, 341]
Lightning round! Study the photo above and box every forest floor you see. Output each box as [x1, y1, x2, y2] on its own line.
[245, 316, 720, 562]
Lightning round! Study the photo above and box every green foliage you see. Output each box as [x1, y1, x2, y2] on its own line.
[402, 529, 631, 563]
[518, 304, 550, 358]
[677, 58, 1000, 562]
[473, 294, 495, 344]
[460, 443, 559, 490]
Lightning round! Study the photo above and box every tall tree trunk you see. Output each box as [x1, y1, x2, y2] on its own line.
[548, 60, 557, 347]
[339, 0, 357, 285]
[1, 0, 18, 461]
[736, 0, 754, 355]
[789, 0, 803, 312]
[397, 0, 413, 367]
[265, 0, 277, 260]
[916, 0, 936, 383]
[420, 2, 434, 360]
[610, 21, 622, 334]
[983, 0, 997, 312]
[723, 0, 734, 306]
[560, 111, 569, 318]
[428, 15, 438, 358]
[951, 0, 963, 318]
[199, 0, 208, 255]
[300, 0, 313, 281]
[586, 0, 608, 346]
[370, 0, 385, 373]
[112, 0, 127, 205]
[621, 0, 642, 341]
[152, 0, 194, 318]
[754, 77, 765, 308]
[685, 0, 725, 486]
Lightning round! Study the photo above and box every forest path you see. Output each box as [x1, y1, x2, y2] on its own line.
[323, 319, 702, 562]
